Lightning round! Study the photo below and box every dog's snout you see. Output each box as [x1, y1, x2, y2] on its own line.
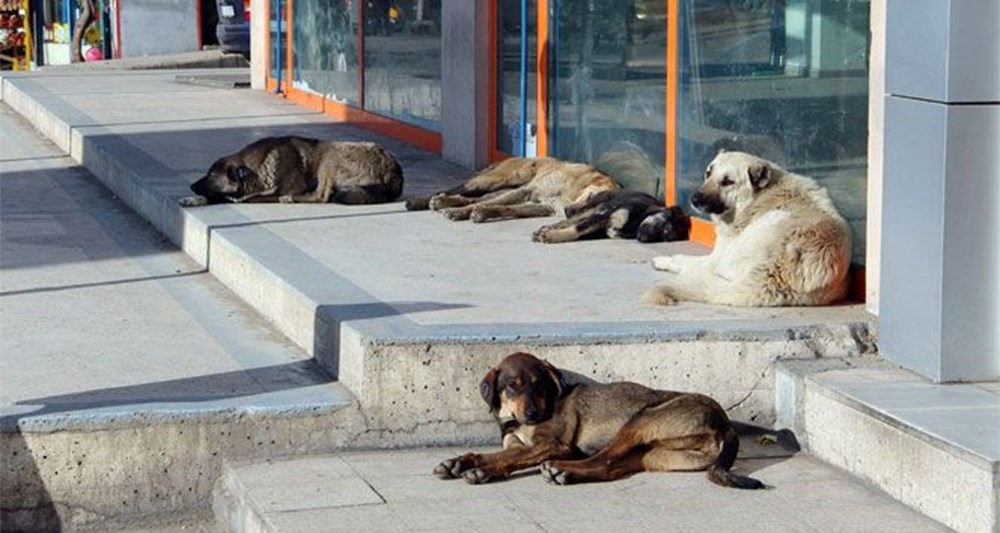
[190, 177, 210, 196]
[691, 191, 725, 215]
[523, 403, 540, 421]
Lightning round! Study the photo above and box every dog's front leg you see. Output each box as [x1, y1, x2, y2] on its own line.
[651, 253, 711, 274]
[434, 440, 572, 484]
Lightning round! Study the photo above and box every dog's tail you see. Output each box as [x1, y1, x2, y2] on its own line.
[334, 182, 403, 205]
[706, 427, 765, 490]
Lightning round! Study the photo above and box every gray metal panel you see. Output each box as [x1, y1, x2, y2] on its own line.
[885, 0, 950, 101]
[941, 105, 1000, 380]
[947, 1, 1000, 102]
[440, 0, 487, 169]
[887, 0, 1000, 103]
[880, 95, 948, 381]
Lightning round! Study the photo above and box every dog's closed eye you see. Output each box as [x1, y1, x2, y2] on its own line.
[720, 176, 734, 186]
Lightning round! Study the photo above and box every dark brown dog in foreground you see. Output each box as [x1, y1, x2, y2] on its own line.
[405, 157, 621, 223]
[434, 352, 764, 489]
[180, 136, 403, 206]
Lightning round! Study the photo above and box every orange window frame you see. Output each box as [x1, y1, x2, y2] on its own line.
[262, 0, 442, 154]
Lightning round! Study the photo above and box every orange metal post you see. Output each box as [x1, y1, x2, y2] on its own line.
[535, 0, 548, 156]
[665, 0, 678, 207]
[285, 0, 293, 93]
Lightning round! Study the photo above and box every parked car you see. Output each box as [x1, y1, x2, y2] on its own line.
[216, 0, 250, 54]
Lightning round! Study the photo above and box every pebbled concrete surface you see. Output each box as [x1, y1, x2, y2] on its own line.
[0, 104, 361, 531]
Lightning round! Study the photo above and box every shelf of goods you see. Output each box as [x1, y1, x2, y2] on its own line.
[0, 0, 30, 71]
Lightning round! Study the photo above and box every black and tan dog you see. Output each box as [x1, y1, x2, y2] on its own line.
[434, 352, 764, 489]
[405, 157, 622, 223]
[532, 190, 691, 244]
[179, 136, 403, 206]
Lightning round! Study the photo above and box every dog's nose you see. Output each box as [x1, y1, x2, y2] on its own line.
[690, 192, 706, 211]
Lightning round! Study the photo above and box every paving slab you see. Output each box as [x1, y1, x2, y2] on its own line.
[0, 70, 876, 446]
[215, 447, 949, 533]
[776, 359, 999, 533]
[0, 104, 362, 531]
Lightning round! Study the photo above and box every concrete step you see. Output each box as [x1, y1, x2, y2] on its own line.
[775, 360, 1000, 533]
[1, 71, 876, 449]
[211, 446, 949, 533]
[0, 104, 362, 531]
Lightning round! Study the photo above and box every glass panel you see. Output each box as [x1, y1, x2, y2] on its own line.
[677, 0, 870, 263]
[291, 0, 358, 104]
[547, 0, 668, 198]
[497, 0, 537, 156]
[363, 0, 442, 131]
[269, 0, 285, 80]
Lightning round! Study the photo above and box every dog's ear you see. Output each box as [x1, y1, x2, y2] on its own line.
[480, 367, 500, 411]
[748, 162, 771, 191]
[542, 360, 567, 398]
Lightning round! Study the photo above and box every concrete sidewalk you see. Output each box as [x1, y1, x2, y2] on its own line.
[0, 104, 359, 531]
[214, 447, 948, 532]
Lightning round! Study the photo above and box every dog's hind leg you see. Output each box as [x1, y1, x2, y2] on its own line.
[470, 203, 556, 223]
[429, 189, 511, 210]
[532, 213, 607, 243]
[440, 188, 532, 221]
[541, 448, 647, 485]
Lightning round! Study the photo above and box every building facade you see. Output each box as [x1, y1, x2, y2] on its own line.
[250, 0, 999, 383]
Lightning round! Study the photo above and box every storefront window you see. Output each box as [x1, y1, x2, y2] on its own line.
[677, 0, 870, 263]
[547, 0, 668, 198]
[363, 0, 442, 131]
[496, 0, 537, 156]
[292, 0, 358, 104]
[269, 0, 284, 80]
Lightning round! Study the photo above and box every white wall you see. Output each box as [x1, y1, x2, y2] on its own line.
[865, 0, 885, 315]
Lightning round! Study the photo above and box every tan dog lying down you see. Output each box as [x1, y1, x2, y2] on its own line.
[405, 157, 622, 223]
[647, 150, 851, 307]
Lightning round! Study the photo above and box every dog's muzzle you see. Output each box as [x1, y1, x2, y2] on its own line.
[691, 191, 726, 215]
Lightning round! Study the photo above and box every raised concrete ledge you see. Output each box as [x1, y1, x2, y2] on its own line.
[776, 360, 999, 533]
[2, 71, 877, 443]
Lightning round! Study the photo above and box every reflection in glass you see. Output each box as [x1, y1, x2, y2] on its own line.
[269, 0, 285, 80]
[291, 0, 358, 104]
[363, 0, 442, 131]
[678, 0, 870, 263]
[547, 0, 668, 198]
[497, 0, 537, 156]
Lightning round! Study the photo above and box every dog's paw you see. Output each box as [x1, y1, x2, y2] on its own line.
[178, 195, 208, 208]
[651, 255, 679, 272]
[441, 208, 469, 221]
[461, 468, 494, 485]
[469, 208, 491, 224]
[278, 195, 295, 204]
[532, 227, 551, 243]
[427, 195, 450, 211]
[433, 458, 463, 480]
[540, 461, 572, 485]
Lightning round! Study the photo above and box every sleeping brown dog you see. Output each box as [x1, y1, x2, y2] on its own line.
[434, 352, 763, 489]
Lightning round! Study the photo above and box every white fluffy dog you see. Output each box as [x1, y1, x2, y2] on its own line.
[647, 151, 851, 307]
